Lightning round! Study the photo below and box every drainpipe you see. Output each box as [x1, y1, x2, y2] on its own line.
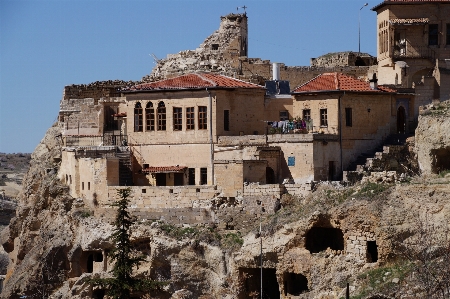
[206, 88, 215, 185]
[338, 92, 345, 180]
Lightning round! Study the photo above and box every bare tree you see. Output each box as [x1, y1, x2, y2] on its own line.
[395, 214, 450, 298]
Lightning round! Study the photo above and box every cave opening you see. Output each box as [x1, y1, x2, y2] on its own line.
[283, 272, 308, 296]
[305, 227, 344, 253]
[431, 147, 450, 174]
[367, 241, 378, 263]
[239, 267, 280, 299]
[92, 289, 105, 299]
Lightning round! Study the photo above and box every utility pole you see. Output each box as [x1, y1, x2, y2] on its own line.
[359, 3, 368, 54]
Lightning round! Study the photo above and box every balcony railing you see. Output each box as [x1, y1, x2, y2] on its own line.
[393, 46, 436, 61]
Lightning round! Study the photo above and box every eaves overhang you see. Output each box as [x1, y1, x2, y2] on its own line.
[372, 1, 450, 11]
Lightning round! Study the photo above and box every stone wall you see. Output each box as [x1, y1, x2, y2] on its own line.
[346, 230, 377, 262]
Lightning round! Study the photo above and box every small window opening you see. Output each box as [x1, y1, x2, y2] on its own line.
[200, 168, 207, 185]
[279, 110, 289, 121]
[169, 189, 173, 194]
[429, 24, 439, 46]
[224, 110, 230, 131]
[345, 108, 352, 127]
[211, 44, 219, 50]
[367, 241, 378, 263]
[188, 168, 195, 185]
[82, 182, 84, 191]
[142, 189, 146, 193]
[88, 182, 90, 190]
[303, 109, 311, 120]
[320, 109, 328, 127]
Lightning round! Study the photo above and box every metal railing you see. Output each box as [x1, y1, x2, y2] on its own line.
[393, 46, 436, 61]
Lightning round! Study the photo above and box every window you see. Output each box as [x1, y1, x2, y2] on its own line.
[211, 44, 219, 50]
[134, 102, 143, 132]
[447, 24, 450, 45]
[345, 108, 352, 127]
[186, 107, 195, 130]
[82, 182, 84, 190]
[188, 168, 195, 185]
[200, 168, 207, 185]
[173, 107, 182, 131]
[279, 110, 289, 121]
[224, 110, 230, 131]
[429, 24, 438, 46]
[88, 182, 90, 190]
[302, 109, 311, 120]
[198, 106, 207, 130]
[157, 102, 166, 131]
[145, 102, 155, 131]
[320, 109, 328, 127]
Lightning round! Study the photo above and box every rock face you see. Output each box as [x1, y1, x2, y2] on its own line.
[415, 100, 450, 175]
[1, 110, 450, 298]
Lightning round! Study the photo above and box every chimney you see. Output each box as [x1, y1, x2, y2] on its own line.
[369, 73, 378, 90]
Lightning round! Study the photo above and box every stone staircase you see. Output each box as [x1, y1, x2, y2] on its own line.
[344, 134, 414, 183]
[116, 146, 132, 186]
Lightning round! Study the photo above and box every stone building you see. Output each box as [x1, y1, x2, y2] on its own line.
[57, 0, 449, 224]
[372, 0, 450, 119]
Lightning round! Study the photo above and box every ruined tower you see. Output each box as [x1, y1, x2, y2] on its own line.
[142, 13, 249, 82]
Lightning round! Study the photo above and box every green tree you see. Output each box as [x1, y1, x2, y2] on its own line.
[92, 188, 164, 298]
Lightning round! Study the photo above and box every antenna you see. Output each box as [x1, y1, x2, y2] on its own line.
[149, 53, 160, 64]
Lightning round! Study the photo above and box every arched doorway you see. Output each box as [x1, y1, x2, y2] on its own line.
[397, 106, 406, 134]
[266, 167, 275, 184]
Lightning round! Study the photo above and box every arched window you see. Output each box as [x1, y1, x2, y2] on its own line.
[157, 101, 166, 131]
[145, 102, 155, 131]
[134, 102, 143, 132]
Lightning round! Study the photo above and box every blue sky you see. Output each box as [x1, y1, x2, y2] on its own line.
[0, 0, 378, 153]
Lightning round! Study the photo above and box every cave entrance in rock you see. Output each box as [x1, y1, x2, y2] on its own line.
[305, 227, 344, 253]
[431, 147, 450, 174]
[92, 289, 105, 299]
[239, 267, 280, 299]
[283, 272, 308, 296]
[367, 241, 378, 263]
[397, 106, 406, 134]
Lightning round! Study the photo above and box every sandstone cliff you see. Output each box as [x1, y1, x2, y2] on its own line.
[1, 109, 450, 298]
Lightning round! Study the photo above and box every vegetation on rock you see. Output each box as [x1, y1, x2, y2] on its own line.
[90, 188, 165, 298]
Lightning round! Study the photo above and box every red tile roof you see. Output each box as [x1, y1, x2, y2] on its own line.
[142, 166, 187, 173]
[373, 0, 450, 10]
[125, 73, 264, 92]
[292, 73, 396, 93]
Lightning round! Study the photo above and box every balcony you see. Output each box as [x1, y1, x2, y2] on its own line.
[393, 46, 436, 61]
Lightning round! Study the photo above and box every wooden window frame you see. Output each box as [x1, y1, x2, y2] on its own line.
[320, 109, 328, 127]
[157, 102, 166, 131]
[145, 102, 155, 131]
[173, 107, 182, 131]
[134, 102, 143, 132]
[198, 106, 207, 130]
[186, 107, 195, 130]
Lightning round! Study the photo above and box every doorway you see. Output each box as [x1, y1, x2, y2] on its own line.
[266, 167, 275, 184]
[397, 106, 406, 134]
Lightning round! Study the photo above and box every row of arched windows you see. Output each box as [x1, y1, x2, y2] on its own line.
[134, 102, 166, 132]
[133, 101, 207, 132]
